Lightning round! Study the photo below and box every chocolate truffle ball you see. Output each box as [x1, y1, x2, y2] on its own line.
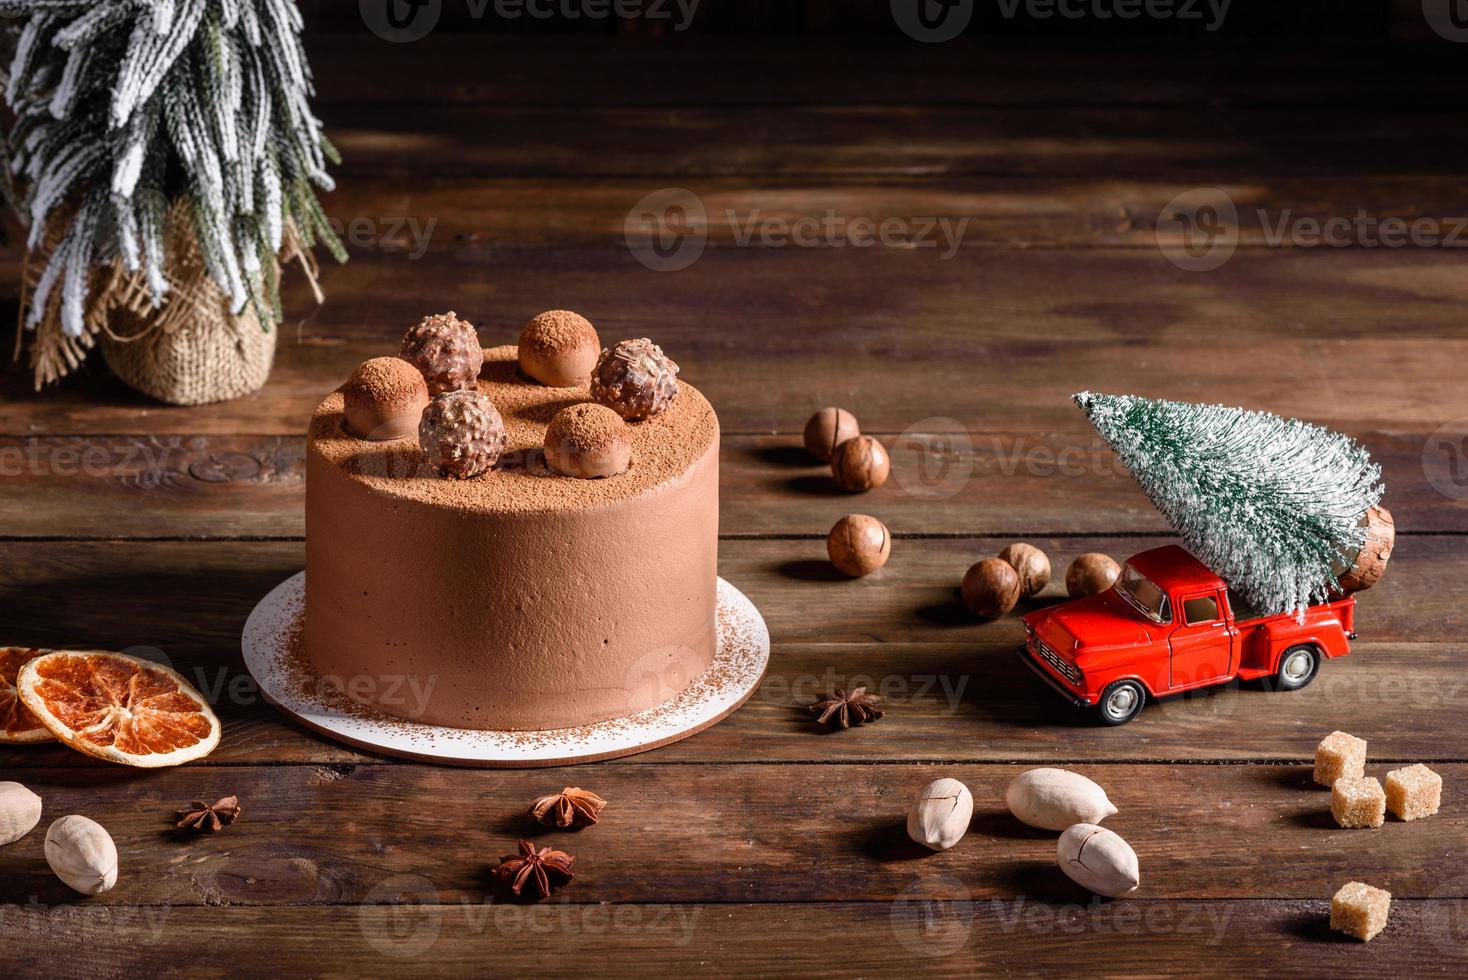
[998, 542, 1051, 598]
[803, 407, 860, 463]
[962, 558, 1021, 618]
[590, 338, 679, 420]
[518, 310, 601, 387]
[827, 514, 891, 578]
[400, 311, 484, 395]
[1066, 552, 1121, 598]
[831, 435, 890, 492]
[418, 390, 506, 479]
[544, 403, 632, 479]
[342, 356, 430, 441]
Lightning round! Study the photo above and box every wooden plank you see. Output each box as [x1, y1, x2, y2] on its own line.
[0, 428, 1456, 539]
[4, 246, 1468, 435]
[7, 898, 1466, 978]
[4, 174, 1461, 263]
[286, 174, 1468, 249]
[0, 763, 1463, 906]
[0, 537, 1461, 768]
[4, 899, 1465, 977]
[293, 34, 1467, 108]
[313, 103, 1468, 179]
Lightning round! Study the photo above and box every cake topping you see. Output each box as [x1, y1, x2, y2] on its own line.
[342, 356, 430, 441]
[418, 390, 507, 479]
[543, 403, 632, 479]
[518, 310, 601, 387]
[400, 311, 484, 394]
[590, 338, 679, 420]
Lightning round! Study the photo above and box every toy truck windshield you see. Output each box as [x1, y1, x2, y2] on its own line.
[1116, 563, 1171, 624]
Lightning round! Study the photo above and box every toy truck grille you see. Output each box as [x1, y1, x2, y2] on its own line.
[1033, 636, 1081, 685]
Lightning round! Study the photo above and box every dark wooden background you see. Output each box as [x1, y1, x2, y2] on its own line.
[3, 2, 1468, 975]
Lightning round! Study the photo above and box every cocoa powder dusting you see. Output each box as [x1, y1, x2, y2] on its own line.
[346, 356, 424, 406]
[520, 310, 597, 358]
[312, 346, 717, 513]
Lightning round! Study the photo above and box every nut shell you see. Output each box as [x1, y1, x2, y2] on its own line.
[44, 814, 118, 896]
[591, 338, 679, 420]
[1066, 553, 1120, 598]
[999, 542, 1051, 598]
[544, 403, 632, 479]
[342, 356, 430, 441]
[827, 514, 891, 578]
[400, 311, 484, 395]
[906, 777, 974, 852]
[1005, 768, 1119, 831]
[519, 310, 601, 387]
[803, 407, 860, 462]
[1337, 504, 1394, 593]
[1057, 823, 1140, 898]
[962, 558, 1020, 618]
[419, 390, 507, 479]
[830, 435, 890, 492]
[0, 781, 42, 847]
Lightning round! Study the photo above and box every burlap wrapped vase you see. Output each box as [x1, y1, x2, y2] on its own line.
[100, 293, 277, 407]
[21, 199, 314, 406]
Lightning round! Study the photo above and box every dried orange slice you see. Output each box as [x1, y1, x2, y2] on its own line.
[0, 647, 54, 743]
[17, 650, 220, 767]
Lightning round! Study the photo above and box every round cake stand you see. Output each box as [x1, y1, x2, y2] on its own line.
[241, 572, 769, 767]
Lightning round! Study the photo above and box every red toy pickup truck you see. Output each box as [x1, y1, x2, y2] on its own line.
[1019, 545, 1357, 725]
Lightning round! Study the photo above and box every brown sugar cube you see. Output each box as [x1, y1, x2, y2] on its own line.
[1314, 730, 1367, 787]
[1385, 764, 1442, 822]
[1331, 776, 1385, 829]
[1330, 881, 1391, 942]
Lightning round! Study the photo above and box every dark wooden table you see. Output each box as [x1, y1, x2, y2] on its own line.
[3, 15, 1468, 978]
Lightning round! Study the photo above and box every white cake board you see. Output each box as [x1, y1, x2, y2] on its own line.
[241, 572, 769, 767]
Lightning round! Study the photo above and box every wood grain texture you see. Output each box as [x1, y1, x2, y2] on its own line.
[6, 899, 1465, 979]
[2, 27, 1465, 977]
[295, 34, 1468, 108]
[5, 245, 1468, 436]
[0, 763, 1463, 907]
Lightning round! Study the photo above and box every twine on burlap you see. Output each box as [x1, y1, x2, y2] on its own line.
[17, 199, 321, 406]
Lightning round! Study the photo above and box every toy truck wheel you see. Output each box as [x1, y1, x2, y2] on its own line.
[1094, 680, 1146, 726]
[1273, 645, 1321, 691]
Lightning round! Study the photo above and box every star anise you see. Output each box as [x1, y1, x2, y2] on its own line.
[528, 787, 607, 829]
[494, 840, 575, 898]
[809, 686, 884, 728]
[176, 796, 242, 832]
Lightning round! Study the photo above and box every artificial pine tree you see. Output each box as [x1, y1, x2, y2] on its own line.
[0, 0, 344, 396]
[1074, 392, 1385, 616]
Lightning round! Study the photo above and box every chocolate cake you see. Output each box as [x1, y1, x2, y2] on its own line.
[305, 339, 720, 732]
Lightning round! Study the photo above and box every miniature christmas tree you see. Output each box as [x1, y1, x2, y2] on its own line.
[1074, 392, 1385, 616]
[1, 0, 345, 390]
